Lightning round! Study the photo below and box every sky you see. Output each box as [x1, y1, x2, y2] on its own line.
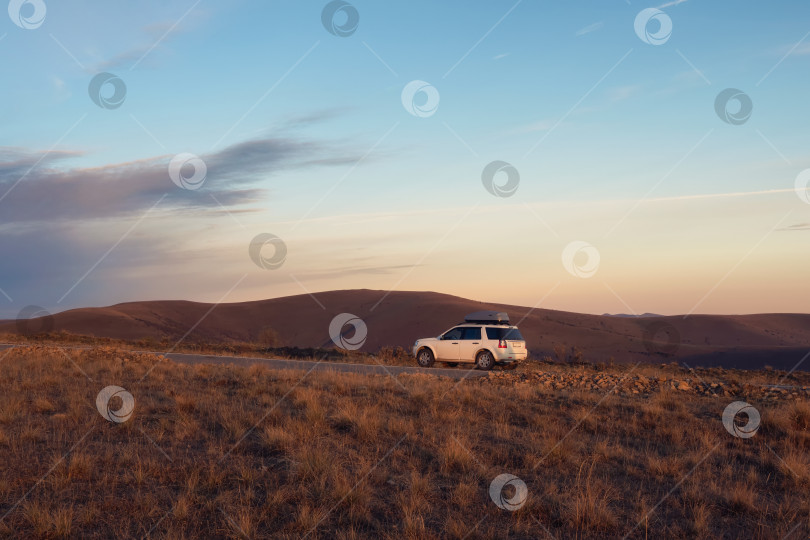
[1, 0, 809, 319]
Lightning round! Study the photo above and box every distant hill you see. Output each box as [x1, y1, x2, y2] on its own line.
[602, 313, 662, 318]
[2, 289, 810, 370]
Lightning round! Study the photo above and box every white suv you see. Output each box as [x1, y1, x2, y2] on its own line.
[412, 311, 528, 370]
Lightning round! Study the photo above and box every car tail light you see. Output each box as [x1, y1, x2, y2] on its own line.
[498, 339, 507, 349]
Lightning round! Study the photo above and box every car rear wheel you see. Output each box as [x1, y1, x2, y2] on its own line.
[475, 350, 495, 371]
[416, 348, 435, 368]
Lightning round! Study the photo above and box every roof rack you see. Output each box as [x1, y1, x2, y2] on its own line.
[463, 311, 510, 325]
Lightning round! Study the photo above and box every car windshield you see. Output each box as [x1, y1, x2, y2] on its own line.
[485, 327, 524, 340]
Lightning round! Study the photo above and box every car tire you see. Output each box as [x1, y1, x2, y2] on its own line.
[475, 350, 495, 371]
[416, 348, 435, 368]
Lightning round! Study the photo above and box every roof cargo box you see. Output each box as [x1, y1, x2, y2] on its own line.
[464, 311, 510, 325]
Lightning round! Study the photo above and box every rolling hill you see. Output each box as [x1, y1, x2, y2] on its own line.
[2, 289, 810, 370]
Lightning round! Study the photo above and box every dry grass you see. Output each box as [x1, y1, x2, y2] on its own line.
[0, 332, 418, 367]
[0, 345, 808, 538]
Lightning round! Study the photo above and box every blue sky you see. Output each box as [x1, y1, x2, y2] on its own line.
[1, 0, 809, 319]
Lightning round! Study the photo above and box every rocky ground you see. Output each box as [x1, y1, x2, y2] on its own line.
[485, 361, 810, 401]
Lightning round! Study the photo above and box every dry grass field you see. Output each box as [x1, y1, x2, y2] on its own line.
[0, 345, 808, 538]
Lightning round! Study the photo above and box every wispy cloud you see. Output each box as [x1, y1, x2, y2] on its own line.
[646, 188, 796, 203]
[776, 42, 810, 57]
[575, 21, 603, 37]
[292, 263, 423, 282]
[657, 0, 689, 8]
[277, 108, 347, 130]
[92, 14, 207, 72]
[607, 85, 641, 102]
[779, 222, 810, 231]
[0, 135, 362, 225]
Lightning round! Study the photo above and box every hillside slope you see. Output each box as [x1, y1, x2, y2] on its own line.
[3, 289, 810, 370]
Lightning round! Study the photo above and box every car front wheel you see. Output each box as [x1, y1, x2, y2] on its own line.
[475, 350, 495, 371]
[416, 348, 435, 368]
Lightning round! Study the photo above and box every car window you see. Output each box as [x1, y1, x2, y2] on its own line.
[442, 327, 463, 340]
[485, 327, 524, 340]
[460, 327, 481, 340]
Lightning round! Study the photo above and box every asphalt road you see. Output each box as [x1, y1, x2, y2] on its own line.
[0, 344, 488, 380]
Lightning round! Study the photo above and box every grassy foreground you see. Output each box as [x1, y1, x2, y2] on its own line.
[0, 346, 808, 539]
